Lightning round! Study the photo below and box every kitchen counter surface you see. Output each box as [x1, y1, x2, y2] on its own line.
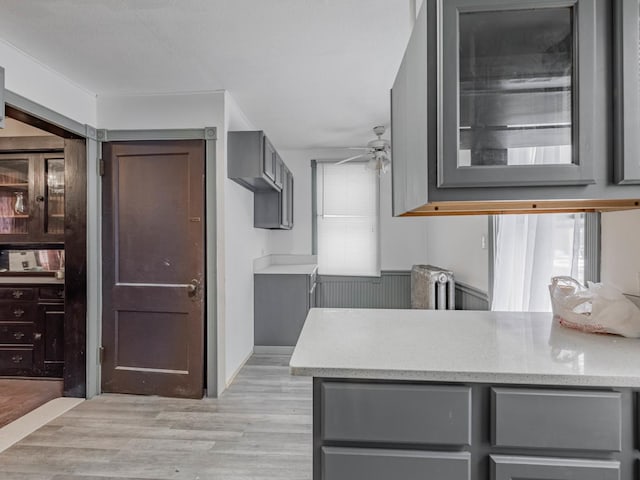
[0, 276, 64, 285]
[290, 308, 640, 387]
[254, 264, 317, 275]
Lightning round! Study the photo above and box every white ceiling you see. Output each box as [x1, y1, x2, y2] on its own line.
[0, 0, 412, 151]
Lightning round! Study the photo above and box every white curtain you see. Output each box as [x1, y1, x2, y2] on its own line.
[491, 213, 583, 312]
[316, 162, 379, 276]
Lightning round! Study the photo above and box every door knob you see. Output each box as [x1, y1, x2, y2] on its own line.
[187, 279, 201, 296]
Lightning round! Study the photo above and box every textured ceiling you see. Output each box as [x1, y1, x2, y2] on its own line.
[0, 0, 412, 150]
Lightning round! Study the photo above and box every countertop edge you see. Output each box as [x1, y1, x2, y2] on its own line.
[289, 366, 640, 388]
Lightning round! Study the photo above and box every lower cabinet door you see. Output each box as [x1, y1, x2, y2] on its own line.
[322, 447, 470, 480]
[490, 455, 620, 480]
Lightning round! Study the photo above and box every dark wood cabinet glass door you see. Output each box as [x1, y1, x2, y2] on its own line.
[439, 0, 597, 188]
[45, 157, 64, 235]
[0, 156, 31, 237]
[613, 0, 640, 183]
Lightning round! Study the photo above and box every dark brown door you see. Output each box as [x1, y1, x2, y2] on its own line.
[101, 140, 205, 398]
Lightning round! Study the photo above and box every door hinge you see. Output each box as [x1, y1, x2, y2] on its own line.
[98, 159, 105, 176]
[98, 346, 105, 364]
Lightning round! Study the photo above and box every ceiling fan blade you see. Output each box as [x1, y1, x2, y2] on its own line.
[335, 154, 367, 165]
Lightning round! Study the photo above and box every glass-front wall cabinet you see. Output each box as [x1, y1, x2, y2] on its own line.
[440, 0, 597, 188]
[0, 152, 64, 242]
[614, 0, 640, 183]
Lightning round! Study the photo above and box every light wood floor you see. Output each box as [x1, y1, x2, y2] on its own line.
[0, 354, 312, 480]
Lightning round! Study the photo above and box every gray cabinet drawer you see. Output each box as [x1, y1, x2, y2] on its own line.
[323, 447, 470, 480]
[490, 455, 620, 480]
[322, 382, 471, 446]
[492, 388, 622, 451]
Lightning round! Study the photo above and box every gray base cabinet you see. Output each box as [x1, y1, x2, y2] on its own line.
[254, 271, 316, 347]
[313, 379, 639, 480]
[323, 447, 470, 480]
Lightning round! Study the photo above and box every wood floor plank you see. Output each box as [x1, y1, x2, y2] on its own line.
[0, 379, 63, 428]
[0, 354, 312, 480]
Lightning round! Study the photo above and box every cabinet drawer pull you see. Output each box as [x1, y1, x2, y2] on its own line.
[57, 290, 64, 298]
[13, 308, 25, 318]
[11, 354, 23, 364]
[13, 331, 25, 340]
[33, 332, 42, 341]
[12, 290, 24, 299]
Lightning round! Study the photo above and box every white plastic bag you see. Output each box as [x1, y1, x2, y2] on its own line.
[548, 276, 640, 338]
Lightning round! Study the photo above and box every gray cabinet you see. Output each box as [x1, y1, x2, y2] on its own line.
[313, 380, 638, 480]
[492, 388, 622, 451]
[0, 65, 4, 129]
[613, 0, 640, 184]
[322, 447, 470, 480]
[490, 455, 620, 480]
[254, 165, 293, 230]
[228, 131, 281, 191]
[254, 270, 315, 347]
[391, 0, 640, 216]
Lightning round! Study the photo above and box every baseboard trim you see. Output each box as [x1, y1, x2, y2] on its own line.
[253, 346, 296, 355]
[0, 397, 83, 453]
[224, 350, 253, 390]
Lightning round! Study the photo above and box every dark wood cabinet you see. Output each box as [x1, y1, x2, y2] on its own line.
[0, 148, 65, 243]
[0, 66, 4, 129]
[0, 283, 64, 377]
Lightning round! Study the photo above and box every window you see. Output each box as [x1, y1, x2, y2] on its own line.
[315, 162, 379, 276]
[491, 213, 588, 312]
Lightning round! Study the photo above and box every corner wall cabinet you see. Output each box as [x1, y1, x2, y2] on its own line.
[392, 0, 640, 216]
[228, 130, 294, 230]
[613, 0, 640, 184]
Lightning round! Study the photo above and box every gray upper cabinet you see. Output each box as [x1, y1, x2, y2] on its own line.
[391, 0, 640, 216]
[228, 131, 281, 191]
[254, 164, 293, 230]
[613, 0, 640, 184]
[440, 0, 596, 189]
[0, 66, 5, 129]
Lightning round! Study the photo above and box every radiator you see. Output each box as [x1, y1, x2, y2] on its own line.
[411, 265, 455, 310]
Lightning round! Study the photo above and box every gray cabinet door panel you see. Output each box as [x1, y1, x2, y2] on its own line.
[322, 447, 470, 480]
[613, 0, 640, 184]
[490, 455, 620, 480]
[391, 0, 430, 216]
[254, 274, 310, 346]
[492, 388, 622, 451]
[322, 382, 471, 446]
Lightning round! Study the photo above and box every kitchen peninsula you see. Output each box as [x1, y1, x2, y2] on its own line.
[290, 309, 640, 480]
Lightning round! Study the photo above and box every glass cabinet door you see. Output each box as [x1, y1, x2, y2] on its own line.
[613, 0, 640, 183]
[0, 157, 30, 236]
[439, 0, 597, 188]
[45, 158, 64, 235]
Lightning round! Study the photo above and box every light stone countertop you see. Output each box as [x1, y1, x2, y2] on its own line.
[254, 264, 318, 275]
[290, 308, 640, 387]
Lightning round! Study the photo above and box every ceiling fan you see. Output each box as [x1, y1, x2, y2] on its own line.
[335, 126, 391, 173]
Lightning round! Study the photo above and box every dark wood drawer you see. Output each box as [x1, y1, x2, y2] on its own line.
[321, 382, 471, 446]
[0, 302, 37, 322]
[322, 447, 470, 480]
[490, 455, 620, 480]
[0, 322, 34, 344]
[0, 287, 35, 300]
[492, 388, 622, 452]
[0, 347, 33, 370]
[39, 286, 64, 300]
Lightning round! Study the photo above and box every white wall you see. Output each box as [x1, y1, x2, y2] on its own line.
[601, 209, 640, 295]
[0, 39, 97, 125]
[223, 93, 270, 385]
[424, 216, 489, 291]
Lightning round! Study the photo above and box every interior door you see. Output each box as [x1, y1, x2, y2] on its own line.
[101, 140, 205, 398]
